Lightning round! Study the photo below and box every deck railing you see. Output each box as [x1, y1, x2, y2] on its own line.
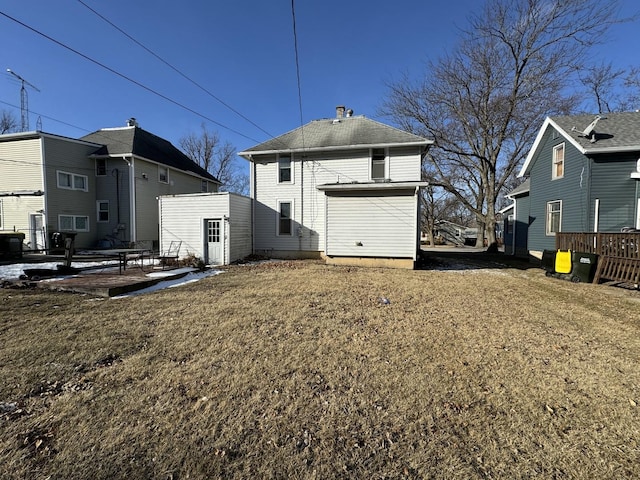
[556, 232, 640, 259]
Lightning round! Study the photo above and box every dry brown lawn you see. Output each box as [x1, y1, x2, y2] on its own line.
[1, 258, 639, 479]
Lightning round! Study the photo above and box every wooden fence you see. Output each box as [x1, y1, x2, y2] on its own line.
[556, 232, 640, 259]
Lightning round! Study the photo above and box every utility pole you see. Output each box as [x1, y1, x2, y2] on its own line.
[7, 69, 40, 132]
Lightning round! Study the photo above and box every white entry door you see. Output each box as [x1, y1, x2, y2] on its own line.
[30, 213, 46, 251]
[206, 219, 223, 265]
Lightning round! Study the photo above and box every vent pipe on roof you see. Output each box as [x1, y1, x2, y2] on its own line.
[346, 109, 353, 117]
[336, 105, 345, 118]
[127, 117, 138, 127]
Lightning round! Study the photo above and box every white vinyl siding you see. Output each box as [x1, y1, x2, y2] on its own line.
[158, 192, 251, 264]
[326, 192, 417, 258]
[0, 200, 3, 229]
[252, 147, 424, 255]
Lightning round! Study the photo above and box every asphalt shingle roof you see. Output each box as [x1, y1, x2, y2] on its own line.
[239, 115, 432, 155]
[552, 111, 640, 151]
[80, 126, 219, 183]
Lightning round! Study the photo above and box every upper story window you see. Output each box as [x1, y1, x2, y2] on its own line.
[546, 200, 562, 235]
[158, 165, 169, 183]
[201, 180, 208, 192]
[278, 154, 292, 183]
[57, 170, 88, 192]
[371, 148, 387, 180]
[96, 158, 107, 176]
[552, 143, 564, 179]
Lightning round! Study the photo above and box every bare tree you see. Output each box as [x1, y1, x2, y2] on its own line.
[1, 110, 18, 134]
[578, 63, 640, 113]
[180, 124, 248, 195]
[383, 0, 626, 247]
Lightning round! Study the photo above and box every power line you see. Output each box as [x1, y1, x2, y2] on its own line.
[290, 0, 306, 152]
[75, 0, 277, 142]
[0, 10, 261, 144]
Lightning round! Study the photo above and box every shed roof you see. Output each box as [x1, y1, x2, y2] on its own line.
[81, 126, 219, 183]
[239, 115, 432, 157]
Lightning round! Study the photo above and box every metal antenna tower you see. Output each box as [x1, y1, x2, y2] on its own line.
[7, 69, 40, 132]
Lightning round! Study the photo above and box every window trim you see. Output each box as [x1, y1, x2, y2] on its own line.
[57, 170, 88, 192]
[58, 214, 90, 232]
[277, 199, 294, 236]
[96, 158, 107, 176]
[370, 147, 388, 181]
[158, 165, 169, 184]
[278, 154, 293, 184]
[97, 200, 109, 223]
[546, 200, 562, 236]
[552, 143, 565, 180]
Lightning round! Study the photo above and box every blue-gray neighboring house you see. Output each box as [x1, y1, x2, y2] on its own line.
[510, 112, 640, 258]
[502, 179, 530, 257]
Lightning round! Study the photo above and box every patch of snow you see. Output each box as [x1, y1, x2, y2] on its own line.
[112, 269, 223, 298]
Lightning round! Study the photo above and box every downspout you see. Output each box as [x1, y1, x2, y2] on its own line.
[511, 200, 516, 256]
[299, 153, 304, 252]
[124, 156, 136, 242]
[250, 155, 256, 255]
[39, 135, 48, 249]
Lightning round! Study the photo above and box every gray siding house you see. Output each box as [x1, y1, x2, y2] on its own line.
[0, 120, 219, 251]
[239, 106, 433, 269]
[513, 112, 640, 258]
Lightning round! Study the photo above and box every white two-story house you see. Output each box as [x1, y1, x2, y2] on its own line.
[239, 106, 433, 268]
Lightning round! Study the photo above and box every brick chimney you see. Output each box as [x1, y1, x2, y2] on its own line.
[336, 105, 345, 118]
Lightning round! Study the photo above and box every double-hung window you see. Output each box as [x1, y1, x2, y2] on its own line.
[97, 200, 109, 222]
[552, 143, 564, 179]
[278, 200, 293, 236]
[371, 148, 386, 180]
[59, 215, 89, 232]
[278, 155, 292, 183]
[57, 171, 88, 191]
[546, 200, 562, 235]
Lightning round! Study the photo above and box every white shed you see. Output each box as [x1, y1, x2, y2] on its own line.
[158, 192, 252, 265]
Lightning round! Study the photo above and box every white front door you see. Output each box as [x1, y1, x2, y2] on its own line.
[30, 213, 46, 251]
[206, 219, 223, 265]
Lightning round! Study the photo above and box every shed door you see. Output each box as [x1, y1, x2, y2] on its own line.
[206, 219, 223, 265]
[30, 214, 46, 251]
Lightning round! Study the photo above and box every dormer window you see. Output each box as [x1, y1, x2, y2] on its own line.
[371, 148, 387, 180]
[552, 143, 564, 179]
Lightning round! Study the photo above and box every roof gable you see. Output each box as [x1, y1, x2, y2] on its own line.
[80, 126, 219, 183]
[239, 116, 432, 157]
[519, 112, 640, 177]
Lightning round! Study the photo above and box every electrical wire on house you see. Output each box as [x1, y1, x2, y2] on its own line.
[0, 10, 261, 144]
[75, 0, 278, 143]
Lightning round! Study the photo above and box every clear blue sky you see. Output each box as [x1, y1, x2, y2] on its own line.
[1, 1, 638, 156]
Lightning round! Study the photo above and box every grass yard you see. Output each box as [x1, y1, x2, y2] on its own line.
[0, 259, 639, 479]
